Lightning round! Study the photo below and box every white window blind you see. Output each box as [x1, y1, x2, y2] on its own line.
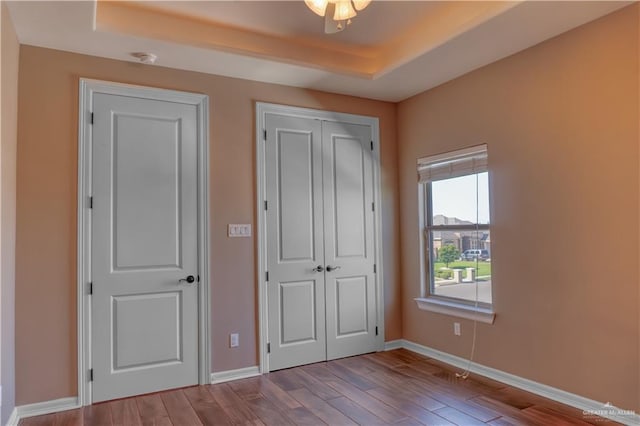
[417, 144, 487, 183]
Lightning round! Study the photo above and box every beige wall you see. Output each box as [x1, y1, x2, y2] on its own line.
[398, 4, 639, 411]
[13, 2, 640, 412]
[15, 46, 401, 405]
[1, 1, 19, 422]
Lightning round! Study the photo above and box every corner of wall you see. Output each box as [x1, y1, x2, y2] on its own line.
[1, 1, 20, 424]
[637, 1, 640, 414]
[392, 100, 404, 341]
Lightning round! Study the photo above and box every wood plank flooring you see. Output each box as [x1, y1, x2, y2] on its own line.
[20, 349, 618, 426]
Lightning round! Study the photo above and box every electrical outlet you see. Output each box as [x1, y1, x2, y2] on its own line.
[230, 333, 239, 348]
[454, 322, 461, 336]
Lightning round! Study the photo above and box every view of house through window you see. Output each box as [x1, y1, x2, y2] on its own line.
[419, 145, 491, 307]
[428, 173, 491, 304]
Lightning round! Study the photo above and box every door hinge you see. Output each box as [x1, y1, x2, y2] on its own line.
[263, 129, 267, 140]
[373, 264, 376, 274]
[89, 368, 93, 381]
[267, 343, 271, 353]
[265, 271, 269, 282]
[90, 112, 94, 124]
[88, 196, 93, 209]
[264, 200, 268, 211]
[375, 326, 379, 336]
[371, 202, 375, 212]
[370, 141, 374, 151]
[88, 282, 93, 295]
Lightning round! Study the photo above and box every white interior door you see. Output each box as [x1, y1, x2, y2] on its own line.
[91, 93, 199, 402]
[265, 113, 327, 371]
[322, 121, 378, 360]
[264, 112, 378, 371]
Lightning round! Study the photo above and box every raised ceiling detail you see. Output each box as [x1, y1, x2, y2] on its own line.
[97, 1, 518, 78]
[6, 1, 632, 101]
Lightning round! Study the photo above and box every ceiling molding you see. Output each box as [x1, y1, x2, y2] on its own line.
[6, 0, 634, 102]
[97, 1, 377, 78]
[374, 1, 521, 78]
[96, 1, 525, 80]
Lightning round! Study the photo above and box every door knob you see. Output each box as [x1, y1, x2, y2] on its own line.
[179, 275, 196, 284]
[326, 265, 341, 272]
[313, 265, 324, 272]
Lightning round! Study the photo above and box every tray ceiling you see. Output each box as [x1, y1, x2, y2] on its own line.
[6, 1, 632, 101]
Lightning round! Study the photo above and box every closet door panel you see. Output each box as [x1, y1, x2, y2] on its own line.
[322, 121, 378, 360]
[265, 113, 326, 370]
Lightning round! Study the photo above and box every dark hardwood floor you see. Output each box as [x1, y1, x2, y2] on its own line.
[20, 349, 618, 425]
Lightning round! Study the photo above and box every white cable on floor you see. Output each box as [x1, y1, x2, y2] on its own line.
[456, 174, 482, 380]
[455, 289, 478, 380]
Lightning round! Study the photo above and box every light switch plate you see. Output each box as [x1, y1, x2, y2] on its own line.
[228, 224, 252, 238]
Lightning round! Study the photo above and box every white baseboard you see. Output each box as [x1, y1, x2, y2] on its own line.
[8, 344, 638, 425]
[5, 408, 18, 426]
[7, 397, 79, 425]
[394, 339, 639, 426]
[383, 339, 403, 351]
[7, 366, 262, 425]
[211, 366, 260, 384]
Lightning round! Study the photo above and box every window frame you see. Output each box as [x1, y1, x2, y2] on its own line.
[415, 146, 495, 324]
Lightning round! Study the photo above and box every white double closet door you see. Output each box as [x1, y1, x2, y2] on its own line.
[265, 113, 379, 371]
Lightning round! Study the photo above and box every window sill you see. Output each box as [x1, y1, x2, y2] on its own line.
[414, 297, 496, 324]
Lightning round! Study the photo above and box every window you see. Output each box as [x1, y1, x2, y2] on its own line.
[416, 145, 494, 323]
